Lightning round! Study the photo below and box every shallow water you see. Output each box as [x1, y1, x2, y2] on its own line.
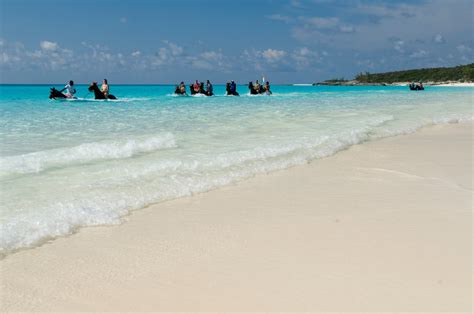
[0, 84, 472, 254]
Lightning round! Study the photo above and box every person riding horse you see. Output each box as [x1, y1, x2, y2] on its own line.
[226, 80, 239, 96]
[88, 82, 117, 99]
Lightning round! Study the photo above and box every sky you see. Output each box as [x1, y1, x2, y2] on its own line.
[0, 0, 472, 84]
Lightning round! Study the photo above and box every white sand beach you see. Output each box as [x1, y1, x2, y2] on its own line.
[1, 123, 472, 312]
[433, 82, 474, 87]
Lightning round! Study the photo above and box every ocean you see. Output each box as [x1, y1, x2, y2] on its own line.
[0, 84, 472, 255]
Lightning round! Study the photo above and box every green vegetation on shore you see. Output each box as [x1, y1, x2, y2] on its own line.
[319, 63, 474, 85]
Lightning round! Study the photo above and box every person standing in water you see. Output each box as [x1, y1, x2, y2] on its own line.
[60, 80, 76, 98]
[101, 79, 109, 98]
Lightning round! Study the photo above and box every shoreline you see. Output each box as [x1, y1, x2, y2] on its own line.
[2, 119, 471, 258]
[1, 122, 472, 311]
[313, 81, 474, 87]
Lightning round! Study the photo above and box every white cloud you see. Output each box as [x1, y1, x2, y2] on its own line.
[40, 40, 58, 51]
[409, 49, 427, 58]
[148, 41, 185, 68]
[291, 47, 321, 67]
[131, 51, 141, 57]
[393, 40, 405, 53]
[191, 50, 228, 70]
[241, 46, 321, 72]
[163, 41, 184, 56]
[261, 49, 287, 62]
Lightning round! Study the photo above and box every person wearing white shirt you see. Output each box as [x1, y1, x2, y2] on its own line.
[60, 80, 76, 98]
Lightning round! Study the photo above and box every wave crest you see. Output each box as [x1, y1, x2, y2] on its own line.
[0, 133, 177, 176]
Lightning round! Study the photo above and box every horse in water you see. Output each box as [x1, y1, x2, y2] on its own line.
[226, 82, 239, 96]
[409, 83, 424, 91]
[248, 81, 272, 95]
[88, 82, 117, 99]
[189, 82, 212, 96]
[49, 87, 68, 99]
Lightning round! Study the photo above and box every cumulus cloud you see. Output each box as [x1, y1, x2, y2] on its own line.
[261, 49, 287, 62]
[149, 41, 185, 67]
[164, 40, 184, 56]
[131, 51, 141, 57]
[190, 50, 230, 71]
[40, 40, 58, 51]
[291, 47, 321, 67]
[241, 46, 322, 72]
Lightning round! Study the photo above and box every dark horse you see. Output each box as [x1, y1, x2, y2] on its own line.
[49, 87, 68, 99]
[174, 85, 187, 95]
[88, 82, 117, 99]
[226, 82, 239, 96]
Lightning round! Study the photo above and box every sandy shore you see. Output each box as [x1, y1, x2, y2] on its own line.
[431, 82, 474, 87]
[1, 123, 472, 312]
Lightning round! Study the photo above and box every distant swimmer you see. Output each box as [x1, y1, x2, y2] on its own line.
[101, 79, 110, 98]
[60, 80, 76, 98]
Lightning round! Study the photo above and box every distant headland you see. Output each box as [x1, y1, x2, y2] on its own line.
[313, 63, 474, 86]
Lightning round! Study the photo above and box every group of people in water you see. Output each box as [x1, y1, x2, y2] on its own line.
[409, 82, 424, 91]
[49, 79, 116, 100]
[174, 80, 215, 96]
[248, 80, 272, 95]
[174, 79, 272, 96]
[51, 78, 274, 100]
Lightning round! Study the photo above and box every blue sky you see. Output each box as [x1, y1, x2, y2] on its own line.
[0, 0, 472, 84]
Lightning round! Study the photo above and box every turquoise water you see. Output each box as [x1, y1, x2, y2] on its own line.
[0, 84, 472, 255]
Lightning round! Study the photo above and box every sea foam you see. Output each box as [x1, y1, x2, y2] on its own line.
[0, 133, 177, 176]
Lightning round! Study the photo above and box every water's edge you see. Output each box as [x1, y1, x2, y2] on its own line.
[2, 119, 470, 259]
